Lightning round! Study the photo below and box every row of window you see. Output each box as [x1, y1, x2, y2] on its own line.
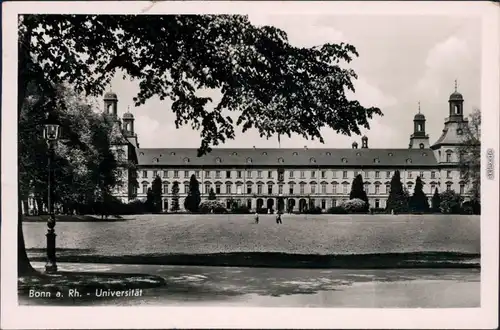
[144, 182, 465, 195]
[139, 169, 459, 180]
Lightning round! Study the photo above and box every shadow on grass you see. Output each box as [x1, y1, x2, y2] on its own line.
[27, 250, 481, 269]
[23, 215, 128, 222]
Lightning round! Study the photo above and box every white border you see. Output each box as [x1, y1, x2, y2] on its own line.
[2, 1, 499, 329]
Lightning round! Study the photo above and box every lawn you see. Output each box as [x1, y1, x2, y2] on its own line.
[23, 214, 480, 257]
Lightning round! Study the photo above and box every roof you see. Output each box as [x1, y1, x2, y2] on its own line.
[414, 113, 425, 120]
[104, 92, 118, 100]
[123, 112, 134, 119]
[431, 121, 468, 148]
[135, 148, 438, 167]
[449, 91, 463, 101]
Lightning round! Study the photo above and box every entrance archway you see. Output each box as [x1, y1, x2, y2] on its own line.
[277, 198, 285, 212]
[287, 199, 296, 213]
[267, 198, 274, 211]
[257, 198, 264, 210]
[299, 198, 307, 213]
[163, 199, 168, 212]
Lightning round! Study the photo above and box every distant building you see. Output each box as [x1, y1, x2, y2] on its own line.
[106, 87, 472, 212]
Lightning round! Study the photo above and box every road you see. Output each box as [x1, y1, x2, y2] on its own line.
[20, 262, 480, 308]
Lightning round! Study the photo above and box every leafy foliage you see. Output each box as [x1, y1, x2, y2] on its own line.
[431, 188, 441, 213]
[170, 182, 180, 212]
[20, 14, 382, 156]
[184, 174, 201, 212]
[385, 170, 409, 213]
[439, 190, 463, 214]
[458, 109, 481, 204]
[341, 198, 367, 213]
[410, 176, 429, 213]
[349, 174, 368, 211]
[151, 176, 163, 212]
[199, 200, 227, 214]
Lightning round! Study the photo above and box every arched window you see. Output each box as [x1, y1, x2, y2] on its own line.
[419, 143, 424, 149]
[417, 123, 423, 131]
[446, 151, 452, 163]
[278, 157, 284, 164]
[341, 158, 348, 163]
[170, 152, 176, 156]
[232, 152, 238, 156]
[406, 158, 412, 164]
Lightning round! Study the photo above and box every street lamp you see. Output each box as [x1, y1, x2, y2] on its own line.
[43, 111, 61, 273]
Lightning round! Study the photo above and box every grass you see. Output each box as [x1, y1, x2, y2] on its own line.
[24, 214, 480, 268]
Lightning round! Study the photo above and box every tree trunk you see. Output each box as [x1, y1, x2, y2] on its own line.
[18, 198, 38, 276]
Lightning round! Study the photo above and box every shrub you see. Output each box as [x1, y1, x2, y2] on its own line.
[306, 206, 323, 214]
[370, 207, 386, 214]
[327, 206, 347, 214]
[199, 200, 227, 214]
[256, 207, 269, 214]
[439, 190, 463, 214]
[341, 198, 368, 213]
[231, 205, 251, 214]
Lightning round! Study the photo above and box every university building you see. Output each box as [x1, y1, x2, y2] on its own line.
[107, 88, 472, 212]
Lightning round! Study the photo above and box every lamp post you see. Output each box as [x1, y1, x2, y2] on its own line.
[43, 112, 61, 273]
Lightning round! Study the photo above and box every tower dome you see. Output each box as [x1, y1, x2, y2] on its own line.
[414, 113, 425, 120]
[361, 135, 368, 141]
[123, 112, 134, 119]
[104, 91, 118, 100]
[449, 91, 463, 101]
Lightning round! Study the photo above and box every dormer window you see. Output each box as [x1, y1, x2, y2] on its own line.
[232, 152, 238, 156]
[406, 158, 412, 164]
[326, 152, 331, 156]
[422, 152, 428, 156]
[356, 152, 361, 156]
[153, 157, 159, 163]
[373, 158, 380, 164]
[246, 157, 252, 164]
[419, 143, 424, 149]
[215, 157, 222, 163]
[262, 152, 268, 156]
[310, 157, 316, 164]
[457, 128, 463, 135]
[278, 157, 284, 164]
[170, 152, 176, 156]
[292, 152, 298, 156]
[341, 158, 348, 163]
[388, 152, 393, 157]
[139, 152, 144, 156]
[183, 157, 190, 163]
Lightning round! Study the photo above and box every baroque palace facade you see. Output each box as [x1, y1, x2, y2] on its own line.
[107, 88, 471, 212]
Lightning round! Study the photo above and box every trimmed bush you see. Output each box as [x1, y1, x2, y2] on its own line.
[370, 207, 386, 214]
[199, 200, 227, 214]
[341, 198, 368, 214]
[256, 207, 269, 214]
[327, 206, 347, 214]
[231, 205, 251, 214]
[305, 206, 322, 214]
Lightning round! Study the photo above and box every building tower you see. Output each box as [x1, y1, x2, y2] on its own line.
[104, 91, 118, 119]
[122, 107, 139, 148]
[409, 102, 430, 149]
[361, 135, 368, 149]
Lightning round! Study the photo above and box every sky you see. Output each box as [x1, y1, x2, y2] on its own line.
[104, 14, 481, 149]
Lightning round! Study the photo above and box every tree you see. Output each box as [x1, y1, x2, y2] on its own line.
[171, 182, 180, 212]
[439, 190, 463, 214]
[410, 176, 429, 213]
[151, 176, 163, 213]
[208, 188, 217, 200]
[349, 174, 368, 211]
[184, 174, 201, 212]
[145, 188, 154, 213]
[17, 14, 383, 275]
[386, 170, 409, 213]
[458, 109, 481, 207]
[431, 187, 441, 213]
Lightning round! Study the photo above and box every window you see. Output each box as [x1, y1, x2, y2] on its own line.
[215, 170, 221, 179]
[446, 183, 452, 191]
[459, 171, 464, 179]
[374, 158, 380, 164]
[332, 183, 337, 194]
[232, 152, 238, 156]
[332, 171, 337, 178]
[152, 170, 157, 178]
[205, 170, 210, 178]
[321, 199, 326, 209]
[386, 171, 391, 179]
[246, 157, 252, 164]
[142, 183, 148, 194]
[247, 170, 252, 178]
[431, 171, 436, 179]
[184, 183, 189, 194]
[215, 157, 222, 163]
[385, 184, 390, 194]
[407, 184, 413, 194]
[431, 184, 436, 194]
[388, 152, 393, 157]
[289, 185, 294, 195]
[446, 152, 452, 163]
[460, 184, 465, 194]
[216, 184, 221, 194]
[364, 183, 369, 193]
[321, 183, 327, 194]
[364, 171, 369, 178]
[262, 152, 268, 156]
[342, 158, 348, 163]
[343, 171, 348, 179]
[375, 199, 380, 208]
[447, 171, 452, 179]
[195, 171, 200, 178]
[268, 171, 273, 179]
[407, 171, 412, 179]
[267, 184, 273, 194]
[457, 128, 463, 135]
[321, 171, 326, 179]
[311, 185, 316, 194]
[226, 171, 231, 179]
[406, 158, 412, 164]
[311, 171, 316, 178]
[142, 170, 148, 178]
[375, 171, 380, 179]
[173, 170, 179, 178]
[163, 170, 168, 178]
[342, 184, 349, 194]
[183, 157, 190, 164]
[278, 171, 284, 181]
[300, 183, 305, 194]
[205, 184, 210, 194]
[375, 184, 380, 195]
[163, 184, 168, 194]
[332, 199, 337, 207]
[226, 184, 232, 194]
[278, 185, 283, 194]
[236, 184, 242, 194]
[278, 157, 284, 164]
[419, 171, 424, 179]
[184, 171, 189, 178]
[257, 184, 263, 194]
[300, 171, 305, 179]
[293, 152, 298, 156]
[237, 171, 242, 179]
[257, 171, 262, 179]
[419, 143, 424, 149]
[289, 171, 294, 178]
[310, 157, 316, 164]
[247, 184, 252, 194]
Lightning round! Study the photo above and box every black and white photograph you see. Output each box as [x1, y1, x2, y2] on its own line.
[2, 1, 499, 329]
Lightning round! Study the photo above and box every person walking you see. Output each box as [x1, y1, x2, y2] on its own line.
[254, 212, 259, 224]
[276, 212, 282, 224]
